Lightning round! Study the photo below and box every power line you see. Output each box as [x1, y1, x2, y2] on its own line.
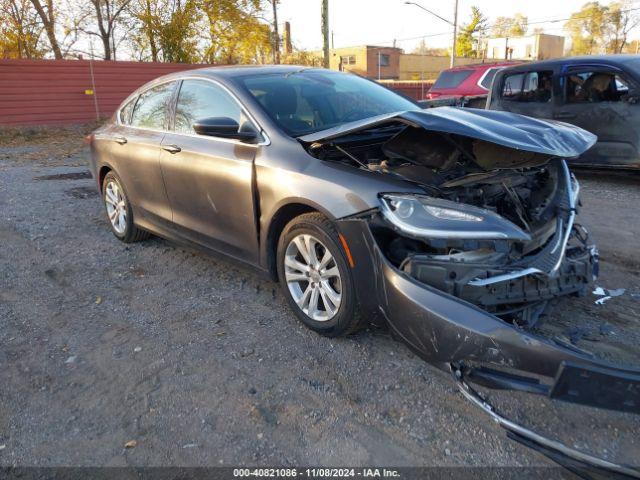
[367, 5, 640, 47]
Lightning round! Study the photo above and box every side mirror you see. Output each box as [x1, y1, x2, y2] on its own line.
[192, 117, 258, 142]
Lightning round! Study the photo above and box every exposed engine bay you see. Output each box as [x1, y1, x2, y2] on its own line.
[305, 122, 598, 327]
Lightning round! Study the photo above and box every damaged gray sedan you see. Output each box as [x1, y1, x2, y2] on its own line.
[88, 66, 640, 476]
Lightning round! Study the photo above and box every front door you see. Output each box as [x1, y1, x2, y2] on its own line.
[554, 66, 640, 167]
[160, 78, 261, 264]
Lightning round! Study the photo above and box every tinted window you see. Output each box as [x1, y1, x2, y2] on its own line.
[501, 71, 552, 102]
[174, 80, 243, 134]
[239, 70, 418, 136]
[130, 82, 175, 129]
[119, 97, 137, 124]
[565, 71, 630, 104]
[432, 70, 473, 89]
[479, 68, 500, 90]
[501, 73, 524, 99]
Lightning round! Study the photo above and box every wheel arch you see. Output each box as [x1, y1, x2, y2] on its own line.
[264, 201, 332, 281]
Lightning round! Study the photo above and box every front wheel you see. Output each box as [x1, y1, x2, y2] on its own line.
[277, 212, 363, 337]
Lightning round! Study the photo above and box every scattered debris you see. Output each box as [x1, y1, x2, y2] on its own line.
[182, 443, 198, 449]
[65, 355, 77, 364]
[0, 445, 6, 451]
[124, 440, 137, 449]
[134, 346, 142, 353]
[593, 286, 625, 305]
[95, 296, 102, 305]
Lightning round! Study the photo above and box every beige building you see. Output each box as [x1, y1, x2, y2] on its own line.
[399, 55, 480, 81]
[323, 45, 403, 79]
[485, 34, 565, 61]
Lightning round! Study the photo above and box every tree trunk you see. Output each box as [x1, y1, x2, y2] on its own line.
[30, 0, 62, 59]
[145, 0, 158, 61]
[271, 0, 280, 64]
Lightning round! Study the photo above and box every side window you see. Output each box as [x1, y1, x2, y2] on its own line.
[130, 82, 175, 130]
[565, 71, 630, 104]
[501, 71, 553, 102]
[174, 80, 243, 135]
[119, 96, 137, 124]
[501, 73, 524, 100]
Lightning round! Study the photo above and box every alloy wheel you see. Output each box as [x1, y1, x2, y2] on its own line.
[284, 233, 342, 321]
[104, 180, 127, 235]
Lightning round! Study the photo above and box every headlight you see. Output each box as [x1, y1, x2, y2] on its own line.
[379, 194, 531, 241]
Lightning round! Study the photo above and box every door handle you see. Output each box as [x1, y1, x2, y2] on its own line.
[554, 111, 576, 120]
[114, 136, 128, 145]
[162, 144, 181, 154]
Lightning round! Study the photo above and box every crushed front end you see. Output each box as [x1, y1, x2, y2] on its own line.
[301, 107, 639, 413]
[304, 107, 640, 475]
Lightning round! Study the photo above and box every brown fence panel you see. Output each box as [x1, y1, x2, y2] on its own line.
[0, 60, 433, 126]
[0, 59, 206, 126]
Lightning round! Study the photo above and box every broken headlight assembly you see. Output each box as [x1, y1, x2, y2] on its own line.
[379, 194, 531, 242]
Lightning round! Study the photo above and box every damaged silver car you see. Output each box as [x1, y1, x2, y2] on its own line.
[88, 66, 639, 477]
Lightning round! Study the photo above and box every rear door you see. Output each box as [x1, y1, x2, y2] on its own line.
[554, 65, 639, 167]
[106, 81, 176, 225]
[159, 78, 261, 263]
[491, 68, 556, 119]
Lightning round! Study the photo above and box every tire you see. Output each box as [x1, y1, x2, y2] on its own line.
[102, 171, 150, 243]
[277, 212, 364, 337]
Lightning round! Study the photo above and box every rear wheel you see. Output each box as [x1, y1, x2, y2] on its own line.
[102, 171, 150, 243]
[277, 212, 363, 337]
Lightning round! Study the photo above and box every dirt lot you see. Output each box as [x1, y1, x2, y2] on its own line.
[1, 128, 639, 469]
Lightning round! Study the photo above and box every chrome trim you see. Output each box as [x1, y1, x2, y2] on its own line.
[467, 267, 543, 287]
[455, 373, 640, 478]
[115, 75, 271, 147]
[549, 160, 575, 275]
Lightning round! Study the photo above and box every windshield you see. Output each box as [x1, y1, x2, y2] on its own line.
[237, 70, 418, 136]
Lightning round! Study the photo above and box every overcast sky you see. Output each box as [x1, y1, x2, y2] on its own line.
[277, 0, 640, 52]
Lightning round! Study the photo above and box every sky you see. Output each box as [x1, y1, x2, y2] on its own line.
[276, 0, 640, 52]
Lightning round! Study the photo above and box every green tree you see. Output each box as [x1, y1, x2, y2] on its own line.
[199, 0, 272, 64]
[0, 0, 45, 58]
[455, 6, 487, 58]
[128, 0, 200, 62]
[491, 13, 528, 37]
[564, 2, 607, 55]
[605, 1, 640, 53]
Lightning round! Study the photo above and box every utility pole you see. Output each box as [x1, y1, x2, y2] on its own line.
[271, 0, 280, 64]
[322, 0, 330, 68]
[404, 1, 458, 68]
[451, 0, 458, 68]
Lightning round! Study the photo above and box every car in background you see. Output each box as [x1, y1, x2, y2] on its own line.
[426, 61, 520, 106]
[487, 55, 640, 169]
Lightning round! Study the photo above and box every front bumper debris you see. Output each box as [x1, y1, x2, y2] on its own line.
[454, 367, 640, 479]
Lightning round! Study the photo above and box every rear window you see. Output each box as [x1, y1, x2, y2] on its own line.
[479, 68, 500, 90]
[432, 70, 474, 89]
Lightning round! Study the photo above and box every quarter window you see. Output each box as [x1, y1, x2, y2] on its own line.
[130, 82, 175, 130]
[119, 97, 137, 124]
[479, 68, 500, 90]
[564, 71, 630, 103]
[174, 80, 243, 135]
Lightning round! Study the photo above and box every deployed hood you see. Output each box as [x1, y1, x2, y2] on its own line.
[299, 107, 597, 159]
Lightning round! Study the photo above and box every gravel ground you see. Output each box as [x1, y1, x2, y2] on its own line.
[1, 131, 639, 469]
